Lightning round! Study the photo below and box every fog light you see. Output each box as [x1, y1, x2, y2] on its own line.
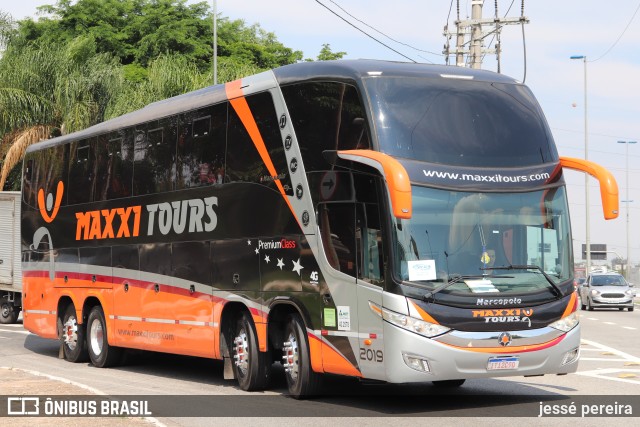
[402, 352, 431, 372]
[561, 347, 580, 365]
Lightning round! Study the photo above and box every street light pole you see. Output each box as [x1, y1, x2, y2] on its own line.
[213, 0, 217, 85]
[571, 55, 590, 274]
[618, 140, 637, 279]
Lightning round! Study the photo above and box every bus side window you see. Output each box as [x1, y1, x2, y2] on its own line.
[133, 118, 177, 196]
[177, 104, 226, 189]
[318, 202, 357, 277]
[68, 139, 93, 204]
[105, 130, 133, 200]
[356, 203, 385, 284]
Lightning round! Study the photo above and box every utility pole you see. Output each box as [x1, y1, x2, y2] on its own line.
[443, 0, 529, 70]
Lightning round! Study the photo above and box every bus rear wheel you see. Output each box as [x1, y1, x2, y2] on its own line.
[59, 304, 88, 363]
[87, 306, 122, 368]
[231, 312, 270, 391]
[282, 313, 321, 399]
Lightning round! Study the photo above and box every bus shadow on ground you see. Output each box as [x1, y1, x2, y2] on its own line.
[23, 333, 573, 417]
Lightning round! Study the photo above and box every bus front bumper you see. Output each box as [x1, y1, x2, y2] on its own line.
[382, 322, 580, 383]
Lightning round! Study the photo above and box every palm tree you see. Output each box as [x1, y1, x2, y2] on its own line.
[0, 37, 123, 189]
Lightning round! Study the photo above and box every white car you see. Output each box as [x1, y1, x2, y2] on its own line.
[579, 273, 635, 311]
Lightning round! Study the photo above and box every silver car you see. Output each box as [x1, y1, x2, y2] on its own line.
[579, 273, 635, 311]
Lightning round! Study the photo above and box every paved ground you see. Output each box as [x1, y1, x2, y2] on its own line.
[2, 368, 157, 426]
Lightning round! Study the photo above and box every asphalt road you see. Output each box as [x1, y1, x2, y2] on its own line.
[1, 299, 639, 425]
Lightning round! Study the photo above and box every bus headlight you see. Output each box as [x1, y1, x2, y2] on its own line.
[549, 312, 579, 332]
[369, 302, 450, 338]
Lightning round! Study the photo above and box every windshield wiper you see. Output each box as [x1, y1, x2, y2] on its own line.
[482, 264, 563, 298]
[421, 273, 511, 302]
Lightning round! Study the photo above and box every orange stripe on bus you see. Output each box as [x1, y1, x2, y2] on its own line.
[409, 300, 440, 325]
[561, 292, 577, 319]
[442, 335, 565, 354]
[308, 333, 363, 378]
[225, 81, 300, 229]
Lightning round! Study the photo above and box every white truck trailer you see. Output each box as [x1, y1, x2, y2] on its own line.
[0, 191, 21, 324]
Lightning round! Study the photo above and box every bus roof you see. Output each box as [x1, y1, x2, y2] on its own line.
[25, 60, 519, 154]
[272, 59, 518, 85]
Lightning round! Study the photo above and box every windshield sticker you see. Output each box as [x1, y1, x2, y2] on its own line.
[337, 306, 351, 331]
[408, 260, 437, 281]
[323, 308, 336, 328]
[465, 279, 498, 293]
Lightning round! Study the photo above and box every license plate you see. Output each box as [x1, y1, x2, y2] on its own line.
[487, 356, 519, 370]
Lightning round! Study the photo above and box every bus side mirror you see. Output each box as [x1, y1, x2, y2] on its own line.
[559, 157, 619, 220]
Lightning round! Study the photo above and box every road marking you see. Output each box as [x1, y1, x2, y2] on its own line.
[578, 368, 640, 385]
[581, 339, 640, 362]
[623, 326, 637, 330]
[603, 322, 616, 325]
[0, 367, 166, 426]
[0, 329, 31, 335]
[586, 317, 599, 320]
[0, 324, 25, 328]
[580, 357, 628, 362]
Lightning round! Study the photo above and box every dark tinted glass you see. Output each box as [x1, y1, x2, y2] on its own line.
[177, 104, 227, 189]
[226, 97, 268, 183]
[23, 144, 68, 208]
[104, 130, 133, 200]
[133, 117, 177, 195]
[280, 82, 371, 172]
[365, 77, 557, 166]
[245, 92, 293, 195]
[68, 139, 94, 204]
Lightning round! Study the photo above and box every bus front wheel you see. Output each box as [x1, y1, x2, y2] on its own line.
[282, 313, 321, 399]
[87, 306, 122, 368]
[59, 304, 88, 363]
[231, 312, 270, 391]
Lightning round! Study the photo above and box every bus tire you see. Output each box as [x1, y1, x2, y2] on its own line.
[87, 306, 122, 368]
[60, 304, 88, 363]
[231, 312, 270, 391]
[283, 313, 322, 399]
[0, 297, 18, 324]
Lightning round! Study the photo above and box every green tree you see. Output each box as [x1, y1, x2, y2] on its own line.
[14, 0, 302, 75]
[313, 43, 347, 61]
[0, 38, 123, 188]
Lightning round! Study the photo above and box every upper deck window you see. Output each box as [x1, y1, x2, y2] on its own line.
[365, 77, 557, 167]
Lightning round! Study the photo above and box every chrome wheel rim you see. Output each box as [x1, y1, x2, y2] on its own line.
[89, 318, 104, 356]
[233, 328, 249, 376]
[283, 331, 299, 381]
[63, 316, 78, 350]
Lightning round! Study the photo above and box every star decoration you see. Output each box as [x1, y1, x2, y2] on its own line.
[255, 247, 260, 255]
[292, 258, 304, 276]
[277, 258, 285, 270]
[247, 240, 251, 245]
[264, 255, 270, 263]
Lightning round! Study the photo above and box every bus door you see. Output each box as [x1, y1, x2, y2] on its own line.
[317, 201, 360, 375]
[354, 190, 386, 380]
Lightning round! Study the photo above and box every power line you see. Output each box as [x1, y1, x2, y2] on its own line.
[314, 0, 417, 63]
[327, 0, 442, 58]
[591, 0, 640, 62]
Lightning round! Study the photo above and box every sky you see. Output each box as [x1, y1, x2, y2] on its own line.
[3, 0, 640, 268]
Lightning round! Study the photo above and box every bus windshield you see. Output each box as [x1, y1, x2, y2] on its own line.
[364, 76, 558, 167]
[393, 186, 572, 296]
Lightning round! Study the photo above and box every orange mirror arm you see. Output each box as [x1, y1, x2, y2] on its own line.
[337, 150, 412, 219]
[560, 156, 619, 220]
